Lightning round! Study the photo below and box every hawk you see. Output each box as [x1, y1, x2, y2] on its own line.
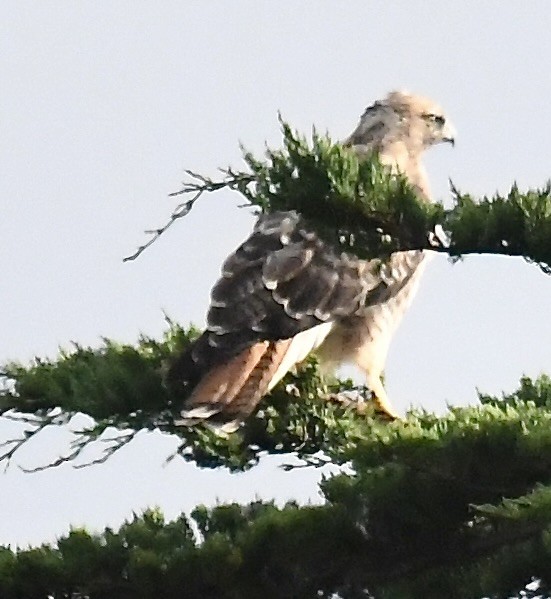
[168, 91, 456, 432]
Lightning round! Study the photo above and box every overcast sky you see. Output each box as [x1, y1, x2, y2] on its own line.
[2, 1, 551, 548]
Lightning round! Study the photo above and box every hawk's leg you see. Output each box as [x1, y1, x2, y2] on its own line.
[367, 374, 400, 420]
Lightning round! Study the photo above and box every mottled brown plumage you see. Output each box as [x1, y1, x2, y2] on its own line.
[168, 91, 456, 432]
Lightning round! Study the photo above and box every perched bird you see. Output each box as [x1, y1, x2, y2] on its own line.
[167, 91, 456, 432]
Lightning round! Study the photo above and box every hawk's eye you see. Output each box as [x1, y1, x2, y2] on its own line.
[424, 113, 446, 126]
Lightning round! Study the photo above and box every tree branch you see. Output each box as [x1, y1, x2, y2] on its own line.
[122, 122, 551, 276]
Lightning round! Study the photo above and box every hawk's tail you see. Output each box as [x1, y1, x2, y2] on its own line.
[169, 338, 291, 433]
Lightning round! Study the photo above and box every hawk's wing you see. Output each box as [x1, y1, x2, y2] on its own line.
[167, 210, 415, 431]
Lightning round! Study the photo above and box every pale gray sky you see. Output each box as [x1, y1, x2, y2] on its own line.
[2, 1, 551, 547]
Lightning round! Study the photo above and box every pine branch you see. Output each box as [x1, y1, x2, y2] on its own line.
[1, 495, 551, 598]
[3, 320, 551, 481]
[123, 120, 551, 275]
[3, 325, 551, 595]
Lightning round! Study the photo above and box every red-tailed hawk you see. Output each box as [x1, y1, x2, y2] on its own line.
[168, 91, 456, 432]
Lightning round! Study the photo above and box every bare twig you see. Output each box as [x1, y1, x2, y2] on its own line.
[2, 412, 47, 425]
[20, 434, 93, 473]
[22, 429, 140, 471]
[0, 415, 57, 471]
[123, 194, 201, 262]
[123, 169, 254, 262]
[72, 430, 138, 468]
[165, 440, 192, 465]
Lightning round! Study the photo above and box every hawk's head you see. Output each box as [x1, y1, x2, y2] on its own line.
[346, 90, 456, 153]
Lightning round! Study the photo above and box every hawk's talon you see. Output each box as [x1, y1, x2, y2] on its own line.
[370, 391, 401, 421]
[321, 390, 400, 420]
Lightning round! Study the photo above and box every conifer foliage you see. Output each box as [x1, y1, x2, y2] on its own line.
[1, 124, 551, 597]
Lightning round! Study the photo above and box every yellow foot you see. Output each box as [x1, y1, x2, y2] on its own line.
[371, 390, 401, 421]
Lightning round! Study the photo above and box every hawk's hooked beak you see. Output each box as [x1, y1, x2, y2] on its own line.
[442, 119, 457, 147]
